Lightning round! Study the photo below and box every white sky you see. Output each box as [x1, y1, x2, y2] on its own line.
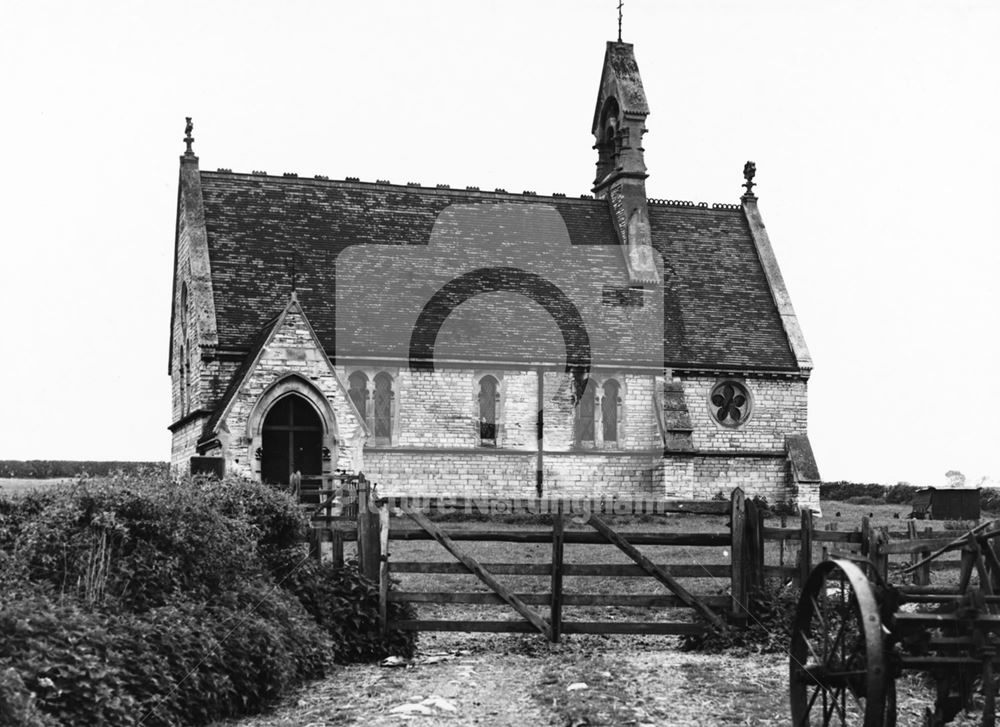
[1, 0, 997, 487]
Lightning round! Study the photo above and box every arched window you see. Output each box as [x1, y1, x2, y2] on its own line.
[179, 284, 190, 415]
[348, 371, 369, 422]
[261, 394, 323, 486]
[180, 282, 189, 341]
[373, 372, 394, 442]
[602, 379, 620, 444]
[478, 375, 499, 445]
[179, 345, 189, 415]
[575, 378, 597, 446]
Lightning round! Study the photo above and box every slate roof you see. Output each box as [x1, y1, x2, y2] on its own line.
[198, 172, 797, 371]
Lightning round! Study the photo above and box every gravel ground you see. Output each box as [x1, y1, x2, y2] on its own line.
[218, 631, 998, 726]
[220, 633, 791, 726]
[218, 508, 996, 726]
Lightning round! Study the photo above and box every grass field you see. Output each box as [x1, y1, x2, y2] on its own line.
[0, 477, 72, 495]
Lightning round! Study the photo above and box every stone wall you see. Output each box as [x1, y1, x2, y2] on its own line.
[363, 450, 663, 499]
[363, 450, 537, 498]
[221, 305, 365, 479]
[351, 366, 667, 500]
[169, 417, 207, 474]
[656, 455, 791, 501]
[680, 374, 807, 452]
[369, 367, 662, 452]
[174, 334, 813, 507]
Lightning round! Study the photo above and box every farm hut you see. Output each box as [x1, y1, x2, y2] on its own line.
[909, 487, 981, 521]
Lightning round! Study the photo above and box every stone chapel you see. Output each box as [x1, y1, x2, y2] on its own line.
[168, 40, 821, 511]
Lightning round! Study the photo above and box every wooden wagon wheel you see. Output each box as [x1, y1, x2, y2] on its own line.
[790, 559, 896, 727]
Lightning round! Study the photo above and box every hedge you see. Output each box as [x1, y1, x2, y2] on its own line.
[0, 474, 415, 726]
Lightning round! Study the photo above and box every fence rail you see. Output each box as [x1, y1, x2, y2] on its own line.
[303, 474, 995, 640]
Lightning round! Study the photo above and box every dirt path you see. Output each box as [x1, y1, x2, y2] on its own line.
[220, 634, 790, 726]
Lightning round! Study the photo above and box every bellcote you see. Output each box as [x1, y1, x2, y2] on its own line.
[592, 42, 658, 286]
[592, 41, 649, 190]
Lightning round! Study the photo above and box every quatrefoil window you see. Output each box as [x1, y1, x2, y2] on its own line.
[709, 380, 752, 427]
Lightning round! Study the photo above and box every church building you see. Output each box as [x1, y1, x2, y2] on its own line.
[168, 40, 821, 511]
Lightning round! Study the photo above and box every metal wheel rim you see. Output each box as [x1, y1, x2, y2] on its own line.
[790, 558, 892, 727]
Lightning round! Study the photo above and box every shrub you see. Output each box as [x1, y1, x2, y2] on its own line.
[0, 489, 59, 549]
[0, 581, 333, 726]
[0, 474, 420, 725]
[820, 481, 886, 501]
[981, 489, 1000, 513]
[750, 495, 797, 519]
[0, 666, 57, 727]
[680, 581, 798, 654]
[277, 553, 417, 663]
[885, 483, 918, 504]
[7, 475, 295, 610]
[201, 476, 306, 553]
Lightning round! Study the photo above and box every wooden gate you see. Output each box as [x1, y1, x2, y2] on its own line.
[311, 480, 763, 641]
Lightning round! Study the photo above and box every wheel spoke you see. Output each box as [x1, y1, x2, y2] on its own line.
[829, 611, 850, 666]
[845, 682, 866, 717]
[829, 686, 847, 724]
[803, 633, 823, 665]
[799, 685, 823, 727]
[812, 594, 828, 632]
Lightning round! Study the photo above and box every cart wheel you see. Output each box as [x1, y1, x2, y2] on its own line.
[790, 559, 896, 726]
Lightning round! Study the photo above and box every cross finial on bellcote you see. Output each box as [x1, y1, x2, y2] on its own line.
[617, 0, 623, 42]
[183, 117, 195, 156]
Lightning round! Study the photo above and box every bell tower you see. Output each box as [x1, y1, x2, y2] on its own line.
[592, 41, 659, 286]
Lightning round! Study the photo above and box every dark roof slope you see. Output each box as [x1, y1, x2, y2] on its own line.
[199, 172, 796, 371]
[648, 203, 797, 369]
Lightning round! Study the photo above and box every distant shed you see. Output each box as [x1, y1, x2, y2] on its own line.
[910, 487, 980, 521]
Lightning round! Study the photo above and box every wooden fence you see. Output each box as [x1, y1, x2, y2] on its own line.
[763, 509, 991, 587]
[307, 477, 769, 640]
[303, 475, 993, 641]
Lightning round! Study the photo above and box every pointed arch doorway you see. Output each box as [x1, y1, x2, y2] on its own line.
[260, 394, 323, 486]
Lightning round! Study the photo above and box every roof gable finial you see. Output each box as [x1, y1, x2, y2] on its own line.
[183, 117, 195, 157]
[742, 161, 757, 200]
[617, 0, 623, 42]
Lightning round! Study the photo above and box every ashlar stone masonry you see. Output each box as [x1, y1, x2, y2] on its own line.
[168, 39, 821, 512]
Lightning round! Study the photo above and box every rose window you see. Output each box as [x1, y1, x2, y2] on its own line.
[710, 380, 752, 427]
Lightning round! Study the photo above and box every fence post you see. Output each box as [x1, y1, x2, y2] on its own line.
[743, 498, 764, 595]
[356, 475, 381, 583]
[779, 514, 786, 572]
[799, 508, 813, 587]
[332, 529, 344, 568]
[379, 501, 390, 636]
[874, 526, 890, 581]
[922, 526, 933, 586]
[860, 516, 872, 558]
[549, 500, 564, 642]
[308, 526, 320, 561]
[730, 488, 747, 623]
